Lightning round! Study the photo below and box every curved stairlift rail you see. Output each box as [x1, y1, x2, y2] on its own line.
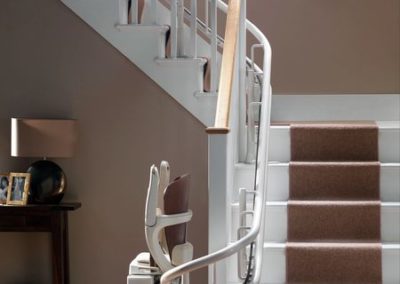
[160, 0, 272, 283]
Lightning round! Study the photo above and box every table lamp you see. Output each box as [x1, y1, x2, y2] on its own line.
[11, 118, 78, 204]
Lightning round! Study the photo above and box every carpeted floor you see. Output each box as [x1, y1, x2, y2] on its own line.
[286, 122, 382, 283]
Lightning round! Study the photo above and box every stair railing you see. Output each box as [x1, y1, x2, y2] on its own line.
[161, 0, 272, 283]
[206, 0, 242, 134]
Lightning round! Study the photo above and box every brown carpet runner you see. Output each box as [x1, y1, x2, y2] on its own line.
[290, 123, 378, 161]
[288, 201, 381, 241]
[286, 243, 382, 283]
[290, 162, 380, 200]
[287, 122, 382, 283]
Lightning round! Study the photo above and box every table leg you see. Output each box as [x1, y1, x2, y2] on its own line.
[51, 211, 69, 284]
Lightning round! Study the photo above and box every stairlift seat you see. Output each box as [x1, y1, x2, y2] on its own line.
[128, 162, 193, 284]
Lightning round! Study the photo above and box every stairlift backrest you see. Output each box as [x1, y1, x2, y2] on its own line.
[164, 174, 190, 256]
[144, 163, 192, 273]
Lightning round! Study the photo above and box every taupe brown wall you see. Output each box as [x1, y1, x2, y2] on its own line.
[0, 1, 208, 283]
[248, 0, 400, 93]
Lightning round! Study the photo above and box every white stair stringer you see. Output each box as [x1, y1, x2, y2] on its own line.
[61, 0, 218, 126]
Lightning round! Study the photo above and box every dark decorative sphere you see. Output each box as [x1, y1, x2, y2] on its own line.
[27, 160, 67, 204]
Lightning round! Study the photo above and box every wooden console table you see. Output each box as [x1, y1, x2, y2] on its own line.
[0, 203, 81, 284]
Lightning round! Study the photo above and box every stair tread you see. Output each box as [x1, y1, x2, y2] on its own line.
[286, 242, 382, 247]
[115, 24, 169, 32]
[271, 120, 400, 128]
[232, 201, 400, 206]
[154, 57, 207, 65]
[288, 201, 381, 241]
[286, 241, 382, 283]
[262, 242, 400, 248]
[290, 122, 379, 161]
[288, 200, 381, 205]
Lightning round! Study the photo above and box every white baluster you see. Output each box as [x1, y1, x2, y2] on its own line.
[210, 0, 218, 92]
[245, 69, 256, 163]
[170, 0, 185, 58]
[189, 0, 198, 58]
[237, 188, 247, 279]
[119, 0, 129, 24]
[238, 0, 247, 161]
[150, 0, 157, 25]
[205, 0, 209, 31]
[177, 0, 185, 56]
[246, 101, 261, 163]
[129, 0, 138, 24]
[170, 0, 178, 57]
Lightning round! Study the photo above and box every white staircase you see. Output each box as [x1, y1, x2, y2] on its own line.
[60, 0, 400, 283]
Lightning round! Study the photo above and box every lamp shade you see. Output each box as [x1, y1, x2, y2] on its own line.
[11, 118, 77, 158]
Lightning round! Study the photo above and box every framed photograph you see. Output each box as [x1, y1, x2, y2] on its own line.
[7, 173, 31, 205]
[0, 174, 9, 204]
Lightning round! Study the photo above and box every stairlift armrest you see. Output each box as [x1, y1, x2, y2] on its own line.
[145, 210, 193, 272]
[145, 166, 159, 227]
[155, 210, 193, 228]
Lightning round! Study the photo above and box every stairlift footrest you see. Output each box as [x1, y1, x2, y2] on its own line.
[129, 252, 162, 275]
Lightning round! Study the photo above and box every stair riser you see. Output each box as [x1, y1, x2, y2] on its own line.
[271, 95, 400, 122]
[234, 164, 400, 202]
[231, 204, 400, 243]
[226, 245, 400, 284]
[269, 123, 400, 163]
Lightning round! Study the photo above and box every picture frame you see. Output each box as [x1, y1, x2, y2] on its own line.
[0, 174, 9, 204]
[7, 173, 31, 206]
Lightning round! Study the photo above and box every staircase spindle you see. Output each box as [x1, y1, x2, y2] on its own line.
[205, 0, 209, 30]
[238, 0, 247, 161]
[129, 0, 138, 24]
[150, 0, 157, 24]
[209, 0, 218, 92]
[189, 0, 198, 58]
[119, 0, 129, 24]
[170, 0, 177, 57]
[170, 0, 185, 58]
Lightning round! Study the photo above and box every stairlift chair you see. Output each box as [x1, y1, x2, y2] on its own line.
[128, 161, 193, 284]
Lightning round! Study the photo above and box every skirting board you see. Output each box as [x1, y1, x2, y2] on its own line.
[271, 94, 400, 121]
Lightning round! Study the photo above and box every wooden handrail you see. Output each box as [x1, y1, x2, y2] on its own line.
[206, 0, 241, 134]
